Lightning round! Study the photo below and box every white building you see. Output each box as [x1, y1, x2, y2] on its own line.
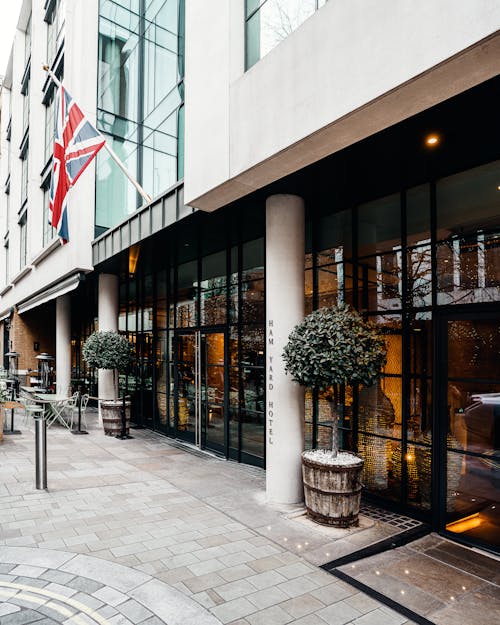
[1, 0, 499, 553]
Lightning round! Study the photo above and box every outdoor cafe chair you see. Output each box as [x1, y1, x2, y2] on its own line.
[68, 393, 90, 430]
[18, 395, 44, 425]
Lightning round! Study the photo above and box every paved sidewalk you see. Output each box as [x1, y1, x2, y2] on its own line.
[0, 410, 496, 624]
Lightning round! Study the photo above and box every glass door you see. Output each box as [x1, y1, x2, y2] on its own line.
[440, 312, 500, 552]
[174, 329, 226, 454]
[200, 331, 225, 453]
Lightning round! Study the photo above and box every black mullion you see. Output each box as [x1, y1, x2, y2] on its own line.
[173, 252, 179, 433]
[137, 0, 145, 206]
[430, 182, 437, 308]
[432, 313, 446, 532]
[351, 204, 359, 452]
[237, 241, 243, 463]
[224, 238, 231, 459]
[401, 190, 410, 506]
[152, 271, 158, 430]
[166, 265, 172, 434]
[311, 214, 319, 448]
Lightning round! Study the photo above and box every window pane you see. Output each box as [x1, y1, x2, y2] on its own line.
[246, 0, 318, 68]
[436, 161, 500, 305]
[358, 193, 401, 257]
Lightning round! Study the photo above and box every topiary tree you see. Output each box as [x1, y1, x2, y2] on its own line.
[83, 331, 134, 399]
[282, 304, 386, 459]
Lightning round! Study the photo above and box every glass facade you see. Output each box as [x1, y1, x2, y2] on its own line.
[96, 0, 185, 234]
[307, 159, 500, 549]
[114, 207, 266, 466]
[246, 0, 328, 69]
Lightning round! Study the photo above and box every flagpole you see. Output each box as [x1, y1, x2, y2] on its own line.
[43, 65, 152, 204]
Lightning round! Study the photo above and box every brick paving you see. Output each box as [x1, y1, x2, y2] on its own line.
[1, 409, 420, 624]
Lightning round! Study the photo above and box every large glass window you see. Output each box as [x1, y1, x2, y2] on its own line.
[20, 151, 29, 205]
[436, 161, 500, 306]
[42, 186, 56, 246]
[46, 0, 65, 66]
[309, 158, 500, 518]
[246, 0, 328, 69]
[117, 208, 266, 467]
[96, 0, 185, 233]
[25, 14, 32, 65]
[19, 212, 28, 269]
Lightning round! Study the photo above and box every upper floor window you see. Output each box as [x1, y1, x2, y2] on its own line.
[42, 183, 56, 246]
[45, 0, 65, 65]
[20, 148, 29, 205]
[245, 0, 328, 69]
[25, 14, 32, 66]
[19, 211, 28, 270]
[43, 62, 63, 164]
[22, 74, 30, 133]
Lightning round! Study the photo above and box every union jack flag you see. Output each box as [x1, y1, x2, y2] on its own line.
[49, 86, 106, 243]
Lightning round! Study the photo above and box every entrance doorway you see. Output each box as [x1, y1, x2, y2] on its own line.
[174, 329, 226, 455]
[439, 311, 499, 551]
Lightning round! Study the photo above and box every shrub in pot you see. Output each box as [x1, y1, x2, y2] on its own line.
[82, 331, 134, 436]
[282, 303, 386, 526]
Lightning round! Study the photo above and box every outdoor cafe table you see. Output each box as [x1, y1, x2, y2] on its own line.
[33, 393, 71, 429]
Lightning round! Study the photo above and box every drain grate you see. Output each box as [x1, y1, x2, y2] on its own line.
[361, 502, 423, 530]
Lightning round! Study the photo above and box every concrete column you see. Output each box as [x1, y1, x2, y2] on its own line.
[56, 295, 71, 396]
[266, 194, 305, 505]
[98, 273, 119, 400]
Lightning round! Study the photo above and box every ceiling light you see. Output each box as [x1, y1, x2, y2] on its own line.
[425, 134, 440, 147]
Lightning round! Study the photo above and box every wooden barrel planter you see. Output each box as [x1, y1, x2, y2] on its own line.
[301, 451, 364, 527]
[100, 400, 131, 436]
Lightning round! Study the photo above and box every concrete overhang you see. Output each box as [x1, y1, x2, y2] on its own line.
[189, 32, 500, 213]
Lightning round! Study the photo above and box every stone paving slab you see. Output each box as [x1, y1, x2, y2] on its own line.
[0, 547, 221, 625]
[5, 411, 491, 624]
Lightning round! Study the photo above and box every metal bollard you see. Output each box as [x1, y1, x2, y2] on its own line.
[34, 415, 47, 490]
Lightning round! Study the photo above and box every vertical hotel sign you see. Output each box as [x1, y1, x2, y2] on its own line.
[267, 319, 274, 445]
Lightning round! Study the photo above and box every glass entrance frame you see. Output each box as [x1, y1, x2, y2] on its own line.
[307, 158, 500, 553]
[116, 207, 266, 468]
[174, 328, 227, 454]
[436, 310, 500, 552]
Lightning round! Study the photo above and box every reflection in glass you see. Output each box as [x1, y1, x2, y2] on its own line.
[203, 333, 225, 450]
[406, 184, 430, 246]
[305, 268, 313, 315]
[176, 334, 195, 433]
[358, 193, 401, 257]
[318, 264, 339, 309]
[437, 161, 500, 306]
[201, 251, 227, 326]
[407, 244, 432, 307]
[155, 331, 168, 427]
[176, 261, 197, 327]
[246, 0, 321, 69]
[445, 316, 500, 547]
[241, 279, 264, 322]
[97, 0, 184, 231]
[448, 320, 500, 381]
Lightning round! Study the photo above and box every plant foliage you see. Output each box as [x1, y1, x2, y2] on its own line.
[282, 304, 387, 391]
[82, 331, 133, 372]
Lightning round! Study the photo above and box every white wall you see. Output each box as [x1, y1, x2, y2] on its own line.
[0, 0, 99, 316]
[185, 0, 500, 211]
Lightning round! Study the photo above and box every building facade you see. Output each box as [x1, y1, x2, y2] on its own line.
[1, 0, 499, 554]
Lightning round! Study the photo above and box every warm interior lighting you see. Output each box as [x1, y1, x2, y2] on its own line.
[128, 244, 140, 275]
[425, 134, 440, 147]
[446, 513, 482, 534]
